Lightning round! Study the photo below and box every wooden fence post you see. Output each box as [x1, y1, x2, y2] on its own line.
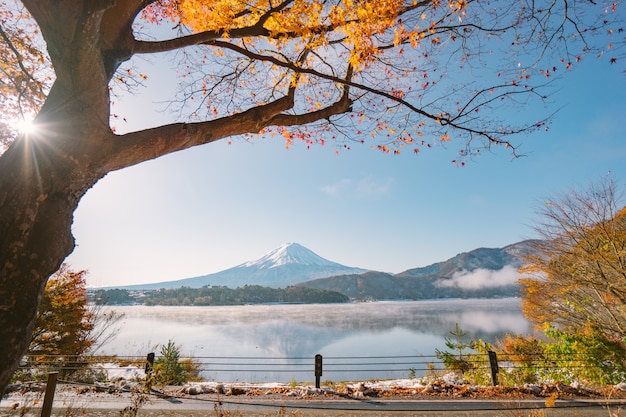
[40, 372, 58, 417]
[314, 354, 323, 389]
[487, 350, 499, 386]
[145, 352, 155, 379]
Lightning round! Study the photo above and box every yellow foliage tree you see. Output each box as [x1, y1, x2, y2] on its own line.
[520, 177, 626, 342]
[29, 264, 96, 357]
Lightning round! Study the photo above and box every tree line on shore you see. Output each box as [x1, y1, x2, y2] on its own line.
[91, 284, 349, 306]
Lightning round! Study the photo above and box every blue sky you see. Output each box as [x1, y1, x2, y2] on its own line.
[67, 43, 626, 288]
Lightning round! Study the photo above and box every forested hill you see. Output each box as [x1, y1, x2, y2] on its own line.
[92, 285, 349, 306]
[297, 241, 538, 300]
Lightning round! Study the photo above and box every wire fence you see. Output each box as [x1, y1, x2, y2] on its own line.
[9, 352, 626, 417]
[10, 352, 626, 417]
[14, 350, 622, 386]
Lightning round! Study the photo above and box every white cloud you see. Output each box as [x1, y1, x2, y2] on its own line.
[356, 176, 394, 197]
[321, 176, 394, 198]
[321, 178, 353, 197]
[438, 265, 521, 290]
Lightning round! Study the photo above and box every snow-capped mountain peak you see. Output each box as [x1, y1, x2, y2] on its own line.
[244, 242, 338, 269]
[117, 242, 367, 290]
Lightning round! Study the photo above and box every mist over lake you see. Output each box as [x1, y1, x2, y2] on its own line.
[100, 298, 531, 382]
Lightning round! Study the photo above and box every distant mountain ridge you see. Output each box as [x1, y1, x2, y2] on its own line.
[299, 240, 538, 300]
[119, 243, 367, 290]
[395, 241, 534, 279]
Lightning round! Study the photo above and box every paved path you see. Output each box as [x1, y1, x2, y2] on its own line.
[3, 391, 626, 416]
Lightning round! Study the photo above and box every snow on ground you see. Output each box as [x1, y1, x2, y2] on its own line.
[99, 363, 145, 380]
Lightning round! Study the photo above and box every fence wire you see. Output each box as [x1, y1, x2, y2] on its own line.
[11, 352, 626, 414]
[16, 351, 619, 382]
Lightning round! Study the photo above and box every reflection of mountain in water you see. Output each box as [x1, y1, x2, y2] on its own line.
[109, 299, 530, 359]
[214, 321, 341, 358]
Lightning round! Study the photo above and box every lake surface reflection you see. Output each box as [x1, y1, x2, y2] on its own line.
[101, 298, 531, 382]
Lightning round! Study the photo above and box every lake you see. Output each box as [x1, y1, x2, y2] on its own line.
[99, 298, 532, 382]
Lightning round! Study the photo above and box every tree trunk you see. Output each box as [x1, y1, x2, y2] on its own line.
[0, 82, 109, 394]
[0, 0, 121, 390]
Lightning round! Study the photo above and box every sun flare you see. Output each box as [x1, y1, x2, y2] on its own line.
[11, 116, 38, 135]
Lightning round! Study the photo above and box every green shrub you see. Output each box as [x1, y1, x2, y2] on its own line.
[153, 340, 194, 385]
[434, 324, 496, 385]
[542, 325, 626, 384]
[497, 325, 626, 385]
[435, 324, 474, 374]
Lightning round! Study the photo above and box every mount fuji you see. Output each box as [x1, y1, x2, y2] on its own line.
[121, 243, 367, 290]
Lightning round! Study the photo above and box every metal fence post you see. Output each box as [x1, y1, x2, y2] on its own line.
[314, 354, 323, 389]
[40, 372, 58, 417]
[487, 350, 499, 386]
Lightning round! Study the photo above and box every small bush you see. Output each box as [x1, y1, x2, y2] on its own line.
[496, 325, 626, 385]
[435, 324, 494, 384]
[153, 340, 199, 386]
[435, 324, 475, 374]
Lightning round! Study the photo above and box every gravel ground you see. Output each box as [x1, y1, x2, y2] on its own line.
[3, 380, 626, 417]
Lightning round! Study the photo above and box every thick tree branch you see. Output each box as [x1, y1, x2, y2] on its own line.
[131, 24, 327, 55]
[131, 0, 299, 55]
[105, 94, 294, 171]
[101, 0, 153, 74]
